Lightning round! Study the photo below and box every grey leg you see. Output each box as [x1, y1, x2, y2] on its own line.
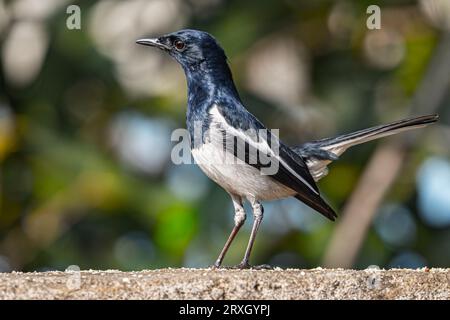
[213, 194, 246, 268]
[237, 199, 263, 269]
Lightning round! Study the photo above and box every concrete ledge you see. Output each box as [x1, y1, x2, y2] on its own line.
[0, 268, 448, 300]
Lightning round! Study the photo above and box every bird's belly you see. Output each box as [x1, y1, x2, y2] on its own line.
[191, 142, 296, 200]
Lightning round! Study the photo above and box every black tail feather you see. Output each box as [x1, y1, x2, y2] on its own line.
[308, 114, 439, 150]
[291, 114, 438, 219]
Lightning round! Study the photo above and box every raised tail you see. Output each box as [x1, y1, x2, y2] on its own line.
[293, 114, 439, 181]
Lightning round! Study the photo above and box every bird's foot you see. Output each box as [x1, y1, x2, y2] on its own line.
[231, 262, 273, 270]
[233, 261, 251, 269]
[209, 263, 244, 270]
[210, 259, 224, 270]
[209, 260, 273, 270]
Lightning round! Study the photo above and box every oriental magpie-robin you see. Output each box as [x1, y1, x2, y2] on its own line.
[136, 30, 438, 269]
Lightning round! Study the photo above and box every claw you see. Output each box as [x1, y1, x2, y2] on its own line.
[234, 262, 251, 269]
[211, 261, 224, 270]
[232, 262, 273, 270]
[210, 263, 274, 270]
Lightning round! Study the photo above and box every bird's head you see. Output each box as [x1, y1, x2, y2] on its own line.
[136, 29, 227, 72]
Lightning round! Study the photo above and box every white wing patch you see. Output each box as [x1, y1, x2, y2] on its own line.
[209, 104, 319, 195]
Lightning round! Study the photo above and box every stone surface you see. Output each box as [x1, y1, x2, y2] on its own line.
[0, 268, 448, 300]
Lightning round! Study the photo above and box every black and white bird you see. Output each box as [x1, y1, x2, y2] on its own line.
[136, 29, 438, 269]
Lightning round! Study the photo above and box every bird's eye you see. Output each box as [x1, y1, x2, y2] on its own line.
[174, 40, 185, 51]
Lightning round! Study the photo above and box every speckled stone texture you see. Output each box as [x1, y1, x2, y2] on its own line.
[0, 268, 448, 300]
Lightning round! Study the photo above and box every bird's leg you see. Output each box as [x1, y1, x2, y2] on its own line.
[236, 199, 264, 269]
[213, 195, 246, 268]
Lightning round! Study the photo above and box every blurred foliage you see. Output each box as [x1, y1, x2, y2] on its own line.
[0, 0, 449, 272]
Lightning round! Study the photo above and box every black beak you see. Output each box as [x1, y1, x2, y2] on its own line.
[136, 38, 170, 50]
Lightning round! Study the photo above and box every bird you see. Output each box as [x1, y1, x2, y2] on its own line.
[136, 29, 438, 269]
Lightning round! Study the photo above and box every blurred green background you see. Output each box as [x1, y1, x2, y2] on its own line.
[0, 0, 449, 272]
